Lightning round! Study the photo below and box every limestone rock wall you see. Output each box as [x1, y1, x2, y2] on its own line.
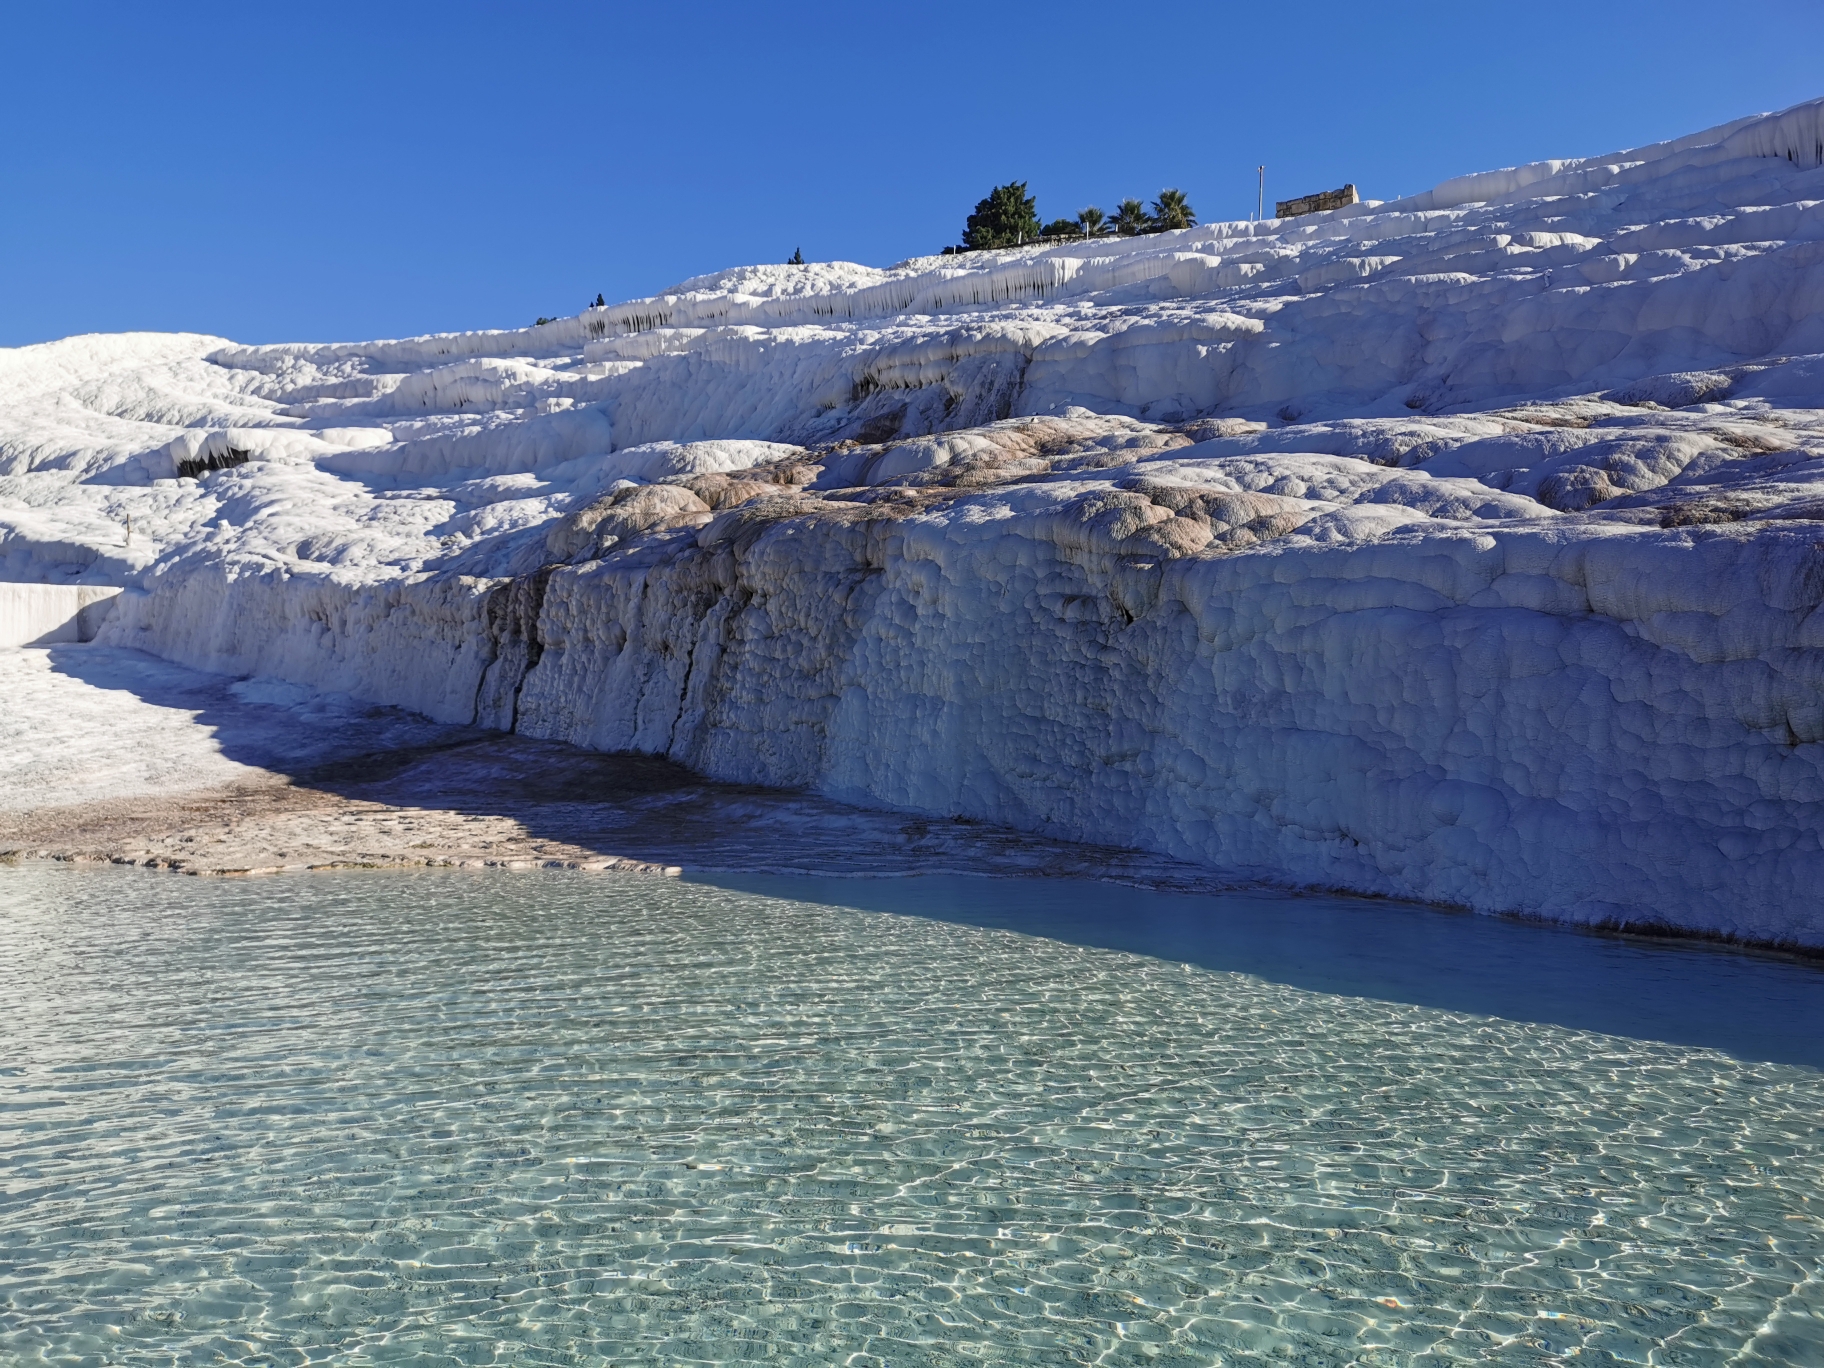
[513, 490, 1824, 949]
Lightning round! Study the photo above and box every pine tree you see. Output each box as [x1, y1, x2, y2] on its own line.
[1151, 189, 1196, 231]
[789, 247, 805, 265]
[1113, 198, 1152, 236]
[1077, 206, 1107, 237]
[593, 293, 605, 308]
[1041, 218, 1083, 238]
[962, 181, 1041, 250]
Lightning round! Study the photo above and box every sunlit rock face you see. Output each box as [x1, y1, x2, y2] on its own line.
[7, 98, 1824, 944]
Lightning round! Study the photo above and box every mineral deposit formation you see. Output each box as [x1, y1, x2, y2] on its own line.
[7, 99, 1824, 946]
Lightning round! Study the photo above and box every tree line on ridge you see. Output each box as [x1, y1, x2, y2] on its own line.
[950, 181, 1195, 252]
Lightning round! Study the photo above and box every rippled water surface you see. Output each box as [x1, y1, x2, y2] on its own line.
[2, 867, 1821, 1366]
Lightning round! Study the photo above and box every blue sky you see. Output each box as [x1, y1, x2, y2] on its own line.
[4, 0, 1822, 347]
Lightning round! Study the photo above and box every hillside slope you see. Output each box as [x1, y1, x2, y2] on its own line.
[6, 98, 1824, 944]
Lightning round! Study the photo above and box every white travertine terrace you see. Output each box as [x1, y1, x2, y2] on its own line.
[6, 98, 1824, 944]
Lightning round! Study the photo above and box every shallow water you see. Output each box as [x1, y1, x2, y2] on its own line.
[707, 873, 1824, 1069]
[1, 867, 1820, 1366]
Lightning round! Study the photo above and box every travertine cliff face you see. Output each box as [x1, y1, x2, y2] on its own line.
[9, 98, 1824, 943]
[516, 418, 1824, 947]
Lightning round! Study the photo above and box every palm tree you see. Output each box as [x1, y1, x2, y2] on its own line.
[1077, 206, 1107, 237]
[1113, 198, 1152, 236]
[1151, 189, 1196, 231]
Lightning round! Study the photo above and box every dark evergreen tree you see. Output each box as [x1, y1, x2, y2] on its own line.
[594, 293, 605, 308]
[789, 247, 805, 265]
[962, 181, 1041, 250]
[1041, 218, 1083, 238]
[1151, 189, 1195, 231]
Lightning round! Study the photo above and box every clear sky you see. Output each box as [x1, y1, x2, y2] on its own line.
[4, 0, 1822, 348]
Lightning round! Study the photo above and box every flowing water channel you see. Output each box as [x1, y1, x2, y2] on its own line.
[2, 865, 1820, 1366]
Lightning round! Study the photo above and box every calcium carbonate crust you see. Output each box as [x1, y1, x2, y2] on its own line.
[8, 98, 1824, 946]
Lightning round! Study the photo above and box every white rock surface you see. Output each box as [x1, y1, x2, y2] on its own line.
[0, 647, 454, 811]
[6, 98, 1824, 943]
[0, 583, 120, 646]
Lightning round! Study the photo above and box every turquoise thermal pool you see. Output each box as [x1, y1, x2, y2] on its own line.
[2, 866, 1820, 1365]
